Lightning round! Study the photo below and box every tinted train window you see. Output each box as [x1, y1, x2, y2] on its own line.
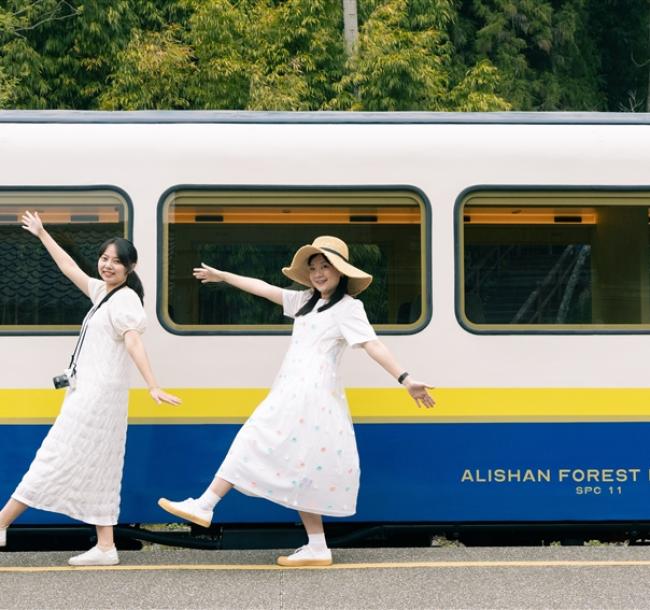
[461, 190, 650, 331]
[0, 190, 129, 334]
[160, 189, 428, 333]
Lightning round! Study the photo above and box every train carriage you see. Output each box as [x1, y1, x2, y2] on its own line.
[2, 111, 650, 536]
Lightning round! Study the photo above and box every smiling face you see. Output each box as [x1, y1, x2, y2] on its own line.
[97, 243, 129, 289]
[308, 253, 342, 299]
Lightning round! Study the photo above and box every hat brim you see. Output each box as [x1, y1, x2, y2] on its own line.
[282, 245, 373, 297]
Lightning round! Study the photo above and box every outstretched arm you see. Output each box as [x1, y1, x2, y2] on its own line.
[362, 339, 435, 408]
[124, 330, 182, 406]
[21, 211, 91, 297]
[193, 263, 283, 305]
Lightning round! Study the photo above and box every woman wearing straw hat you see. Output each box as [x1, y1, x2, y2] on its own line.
[158, 236, 434, 566]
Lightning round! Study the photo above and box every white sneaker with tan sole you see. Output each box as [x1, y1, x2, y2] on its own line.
[157, 497, 213, 528]
[68, 545, 119, 566]
[276, 545, 333, 567]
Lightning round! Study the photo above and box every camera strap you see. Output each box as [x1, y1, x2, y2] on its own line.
[67, 282, 127, 373]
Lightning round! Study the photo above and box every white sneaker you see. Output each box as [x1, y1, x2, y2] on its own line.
[68, 545, 119, 566]
[276, 545, 333, 567]
[0, 528, 6, 547]
[158, 497, 213, 528]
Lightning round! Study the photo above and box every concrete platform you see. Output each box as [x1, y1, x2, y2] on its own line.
[2, 546, 650, 609]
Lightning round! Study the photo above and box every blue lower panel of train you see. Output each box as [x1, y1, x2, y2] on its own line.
[3, 422, 649, 524]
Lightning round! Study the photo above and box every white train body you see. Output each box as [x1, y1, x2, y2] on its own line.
[1, 112, 649, 525]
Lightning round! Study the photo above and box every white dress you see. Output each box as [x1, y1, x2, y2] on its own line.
[12, 278, 146, 526]
[217, 290, 377, 517]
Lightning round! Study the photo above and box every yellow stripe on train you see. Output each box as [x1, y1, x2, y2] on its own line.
[2, 388, 650, 424]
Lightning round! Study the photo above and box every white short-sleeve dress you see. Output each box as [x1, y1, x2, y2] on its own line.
[217, 290, 377, 517]
[12, 278, 146, 526]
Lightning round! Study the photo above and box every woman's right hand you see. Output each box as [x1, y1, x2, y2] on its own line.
[21, 211, 45, 238]
[193, 262, 224, 283]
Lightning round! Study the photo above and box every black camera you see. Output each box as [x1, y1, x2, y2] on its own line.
[53, 373, 70, 389]
[53, 367, 75, 389]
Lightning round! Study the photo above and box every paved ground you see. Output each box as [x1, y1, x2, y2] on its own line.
[2, 545, 650, 609]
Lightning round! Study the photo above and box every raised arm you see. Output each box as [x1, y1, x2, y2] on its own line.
[362, 339, 435, 408]
[193, 263, 283, 305]
[21, 211, 91, 297]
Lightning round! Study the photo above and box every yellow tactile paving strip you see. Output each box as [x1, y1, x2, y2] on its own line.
[3, 559, 650, 573]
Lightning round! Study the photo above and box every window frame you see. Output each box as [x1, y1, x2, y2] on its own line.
[456, 185, 650, 335]
[157, 185, 432, 336]
[0, 185, 133, 336]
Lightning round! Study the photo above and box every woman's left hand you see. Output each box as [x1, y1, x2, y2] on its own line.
[149, 387, 182, 406]
[404, 379, 435, 408]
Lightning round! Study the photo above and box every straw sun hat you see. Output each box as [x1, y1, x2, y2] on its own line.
[282, 236, 373, 297]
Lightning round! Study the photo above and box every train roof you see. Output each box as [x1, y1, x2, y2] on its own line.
[1, 110, 650, 125]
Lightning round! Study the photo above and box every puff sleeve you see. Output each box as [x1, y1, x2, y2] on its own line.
[88, 278, 106, 305]
[108, 288, 147, 337]
[282, 289, 312, 319]
[334, 297, 377, 348]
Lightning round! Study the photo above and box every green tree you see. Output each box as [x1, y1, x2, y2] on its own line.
[454, 0, 606, 110]
[588, 0, 650, 111]
[1, 0, 184, 109]
[187, 0, 346, 110]
[0, 1, 80, 108]
[0, 65, 15, 107]
[448, 59, 510, 110]
[36, 1, 151, 108]
[246, 0, 346, 110]
[102, 0, 347, 110]
[331, 0, 453, 110]
[99, 26, 195, 109]
[181, 0, 251, 109]
[2, 0, 646, 112]
[331, 0, 509, 111]
[0, 38, 47, 108]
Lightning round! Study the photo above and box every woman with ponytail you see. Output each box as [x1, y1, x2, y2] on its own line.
[0, 212, 180, 566]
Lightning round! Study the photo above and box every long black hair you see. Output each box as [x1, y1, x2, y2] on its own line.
[98, 237, 144, 303]
[295, 254, 349, 317]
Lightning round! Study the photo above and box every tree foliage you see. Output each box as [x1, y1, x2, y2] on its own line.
[332, 0, 454, 110]
[588, 0, 650, 111]
[0, 0, 648, 111]
[329, 0, 510, 111]
[100, 26, 195, 109]
[453, 0, 607, 110]
[0, 0, 81, 107]
[186, 0, 347, 110]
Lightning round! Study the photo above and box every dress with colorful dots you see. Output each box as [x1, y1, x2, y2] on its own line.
[216, 289, 377, 517]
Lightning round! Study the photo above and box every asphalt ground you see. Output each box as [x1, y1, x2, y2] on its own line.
[2, 545, 650, 609]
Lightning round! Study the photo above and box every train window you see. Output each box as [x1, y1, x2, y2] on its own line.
[460, 190, 650, 331]
[160, 189, 428, 333]
[0, 190, 130, 334]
